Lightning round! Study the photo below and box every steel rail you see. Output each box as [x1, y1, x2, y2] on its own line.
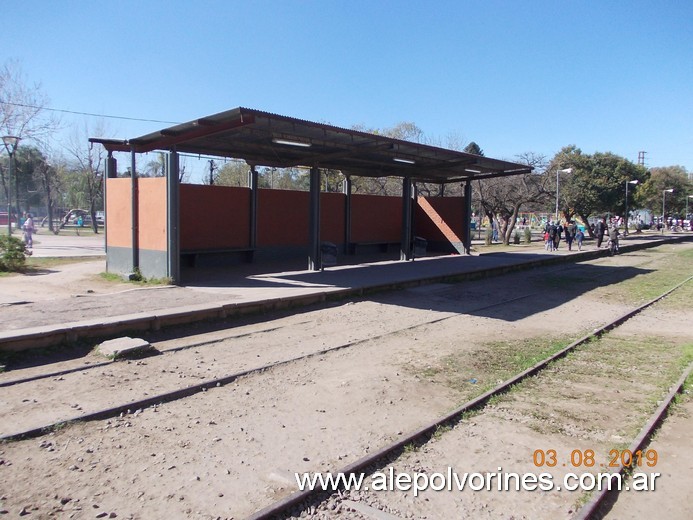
[573, 362, 693, 520]
[247, 274, 692, 520]
[0, 293, 534, 442]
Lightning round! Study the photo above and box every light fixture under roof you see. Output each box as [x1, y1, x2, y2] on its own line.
[272, 137, 312, 148]
[393, 157, 415, 165]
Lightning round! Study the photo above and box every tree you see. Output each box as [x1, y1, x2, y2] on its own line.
[350, 122, 425, 196]
[635, 166, 691, 218]
[0, 60, 58, 145]
[143, 153, 167, 178]
[35, 153, 63, 233]
[13, 146, 49, 217]
[475, 152, 548, 244]
[550, 146, 647, 235]
[64, 123, 106, 232]
[463, 142, 484, 156]
[215, 160, 248, 187]
[1, 60, 59, 226]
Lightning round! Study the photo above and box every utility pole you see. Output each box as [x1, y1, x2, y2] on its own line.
[637, 151, 646, 167]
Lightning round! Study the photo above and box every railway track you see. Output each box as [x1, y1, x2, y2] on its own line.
[248, 275, 692, 519]
[1, 291, 537, 441]
[2, 253, 679, 441]
[0, 249, 667, 392]
[0, 247, 691, 519]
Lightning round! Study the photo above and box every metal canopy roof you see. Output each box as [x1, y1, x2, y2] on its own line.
[90, 107, 532, 183]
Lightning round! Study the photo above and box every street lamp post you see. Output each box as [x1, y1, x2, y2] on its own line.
[662, 188, 674, 233]
[2, 135, 21, 236]
[624, 180, 639, 235]
[555, 168, 573, 221]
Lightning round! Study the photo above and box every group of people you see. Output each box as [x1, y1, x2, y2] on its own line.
[544, 216, 623, 254]
[543, 219, 584, 252]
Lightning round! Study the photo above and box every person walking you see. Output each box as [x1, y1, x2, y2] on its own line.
[575, 227, 584, 251]
[553, 221, 563, 251]
[22, 213, 35, 249]
[545, 220, 556, 252]
[596, 217, 607, 248]
[608, 223, 620, 255]
[565, 220, 577, 251]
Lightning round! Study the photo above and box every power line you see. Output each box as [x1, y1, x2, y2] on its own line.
[1, 101, 181, 125]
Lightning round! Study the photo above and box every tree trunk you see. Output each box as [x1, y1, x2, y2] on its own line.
[578, 211, 594, 237]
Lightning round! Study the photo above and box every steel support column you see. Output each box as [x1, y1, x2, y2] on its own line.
[463, 180, 472, 254]
[308, 166, 321, 271]
[400, 177, 413, 261]
[343, 176, 352, 254]
[167, 150, 180, 283]
[249, 166, 259, 250]
[130, 147, 139, 272]
[104, 152, 117, 266]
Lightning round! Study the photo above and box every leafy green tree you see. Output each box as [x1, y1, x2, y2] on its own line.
[0, 235, 27, 271]
[550, 146, 647, 235]
[463, 142, 484, 156]
[215, 160, 248, 187]
[634, 166, 691, 218]
[12, 145, 49, 217]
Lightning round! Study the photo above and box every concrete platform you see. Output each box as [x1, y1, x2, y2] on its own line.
[1, 233, 690, 353]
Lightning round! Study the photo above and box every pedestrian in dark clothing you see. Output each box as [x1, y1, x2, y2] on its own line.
[596, 217, 607, 248]
[565, 221, 577, 251]
[545, 221, 557, 252]
[553, 222, 563, 250]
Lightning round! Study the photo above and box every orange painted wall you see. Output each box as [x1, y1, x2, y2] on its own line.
[351, 194, 402, 242]
[257, 189, 309, 246]
[416, 196, 464, 242]
[108, 181, 464, 253]
[138, 178, 168, 251]
[105, 178, 132, 248]
[321, 192, 345, 244]
[180, 184, 250, 249]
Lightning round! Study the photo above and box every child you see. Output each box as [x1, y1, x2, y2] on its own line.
[544, 231, 552, 251]
[575, 228, 584, 251]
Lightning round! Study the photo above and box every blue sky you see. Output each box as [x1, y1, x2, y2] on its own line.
[2, 0, 692, 176]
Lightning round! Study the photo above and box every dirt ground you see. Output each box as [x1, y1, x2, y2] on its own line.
[0, 244, 691, 519]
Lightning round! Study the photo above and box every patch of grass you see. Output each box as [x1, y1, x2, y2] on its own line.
[99, 272, 125, 283]
[403, 334, 577, 408]
[403, 442, 419, 454]
[432, 424, 452, 440]
[47, 420, 78, 433]
[597, 245, 693, 304]
[99, 271, 172, 286]
[25, 256, 101, 269]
